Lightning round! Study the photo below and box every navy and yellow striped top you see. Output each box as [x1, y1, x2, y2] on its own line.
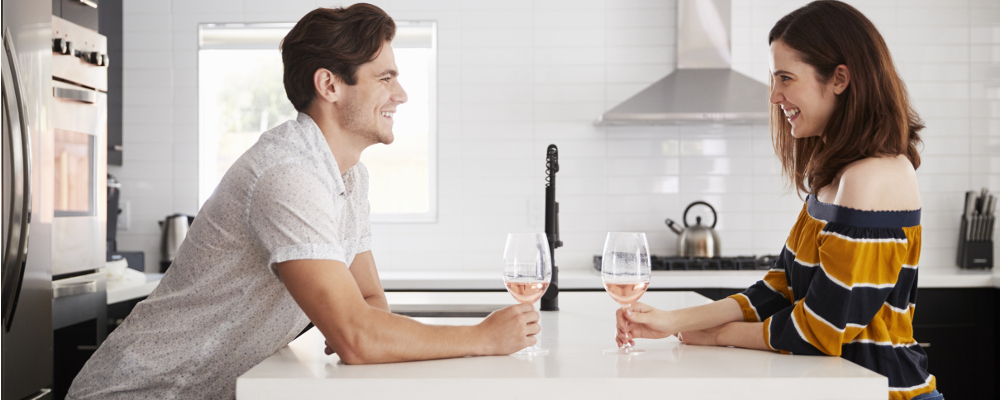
[730, 195, 935, 400]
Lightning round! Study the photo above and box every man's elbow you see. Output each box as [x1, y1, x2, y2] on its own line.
[328, 327, 381, 365]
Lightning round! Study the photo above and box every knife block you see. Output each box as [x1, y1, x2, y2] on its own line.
[957, 218, 993, 269]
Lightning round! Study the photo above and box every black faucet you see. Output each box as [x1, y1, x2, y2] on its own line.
[541, 144, 563, 312]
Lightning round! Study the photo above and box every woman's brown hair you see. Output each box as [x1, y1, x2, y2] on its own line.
[280, 4, 396, 112]
[769, 0, 923, 195]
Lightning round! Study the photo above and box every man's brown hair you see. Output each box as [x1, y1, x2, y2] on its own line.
[769, 0, 923, 195]
[280, 4, 396, 112]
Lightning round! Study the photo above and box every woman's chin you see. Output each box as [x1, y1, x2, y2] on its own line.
[789, 126, 819, 139]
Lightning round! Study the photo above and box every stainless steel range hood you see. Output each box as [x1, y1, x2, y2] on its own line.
[597, 0, 769, 125]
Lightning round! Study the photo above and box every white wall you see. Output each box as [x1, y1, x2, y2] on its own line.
[113, 0, 1000, 274]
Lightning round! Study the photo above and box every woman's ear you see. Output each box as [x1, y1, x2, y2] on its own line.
[313, 68, 341, 104]
[831, 64, 850, 95]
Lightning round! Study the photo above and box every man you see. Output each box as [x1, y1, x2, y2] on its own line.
[68, 4, 539, 399]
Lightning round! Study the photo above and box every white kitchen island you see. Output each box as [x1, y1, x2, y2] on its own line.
[237, 291, 888, 399]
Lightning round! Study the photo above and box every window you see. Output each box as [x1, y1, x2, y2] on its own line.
[198, 21, 437, 222]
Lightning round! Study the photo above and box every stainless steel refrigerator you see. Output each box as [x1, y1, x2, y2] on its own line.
[3, 0, 54, 399]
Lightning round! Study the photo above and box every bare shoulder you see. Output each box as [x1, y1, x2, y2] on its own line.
[834, 155, 921, 211]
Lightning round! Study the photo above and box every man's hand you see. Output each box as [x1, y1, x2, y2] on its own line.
[473, 304, 541, 355]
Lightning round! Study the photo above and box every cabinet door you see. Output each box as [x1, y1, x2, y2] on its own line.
[912, 325, 979, 399]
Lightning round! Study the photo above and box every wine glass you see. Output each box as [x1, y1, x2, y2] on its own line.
[601, 232, 651, 354]
[502, 233, 552, 356]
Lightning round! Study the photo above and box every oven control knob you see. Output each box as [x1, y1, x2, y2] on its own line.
[52, 38, 73, 55]
[81, 51, 103, 65]
[100, 54, 109, 67]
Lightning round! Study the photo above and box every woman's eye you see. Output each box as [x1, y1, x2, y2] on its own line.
[780, 75, 791, 82]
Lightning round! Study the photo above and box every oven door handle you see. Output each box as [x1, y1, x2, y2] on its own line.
[54, 86, 97, 104]
[53, 280, 98, 299]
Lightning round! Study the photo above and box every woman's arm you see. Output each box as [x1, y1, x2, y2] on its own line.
[615, 298, 744, 347]
[677, 322, 770, 350]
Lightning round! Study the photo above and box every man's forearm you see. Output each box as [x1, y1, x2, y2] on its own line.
[717, 322, 770, 351]
[327, 306, 487, 364]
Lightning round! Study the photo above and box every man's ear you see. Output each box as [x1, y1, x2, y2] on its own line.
[313, 68, 342, 104]
[831, 64, 850, 95]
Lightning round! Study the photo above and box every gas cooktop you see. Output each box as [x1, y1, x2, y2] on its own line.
[593, 255, 780, 272]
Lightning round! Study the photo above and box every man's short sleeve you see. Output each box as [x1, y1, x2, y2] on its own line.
[249, 162, 347, 275]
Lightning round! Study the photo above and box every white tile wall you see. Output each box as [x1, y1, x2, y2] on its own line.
[113, 0, 1000, 274]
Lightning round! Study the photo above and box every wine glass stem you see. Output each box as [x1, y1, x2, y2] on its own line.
[622, 304, 632, 349]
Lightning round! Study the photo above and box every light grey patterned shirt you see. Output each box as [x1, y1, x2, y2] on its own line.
[68, 113, 372, 399]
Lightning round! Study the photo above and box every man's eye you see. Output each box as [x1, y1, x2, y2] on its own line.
[381, 77, 392, 82]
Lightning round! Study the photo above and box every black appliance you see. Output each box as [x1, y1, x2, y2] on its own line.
[594, 255, 780, 272]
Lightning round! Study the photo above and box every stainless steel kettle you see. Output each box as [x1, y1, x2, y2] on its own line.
[665, 201, 721, 257]
[159, 213, 195, 272]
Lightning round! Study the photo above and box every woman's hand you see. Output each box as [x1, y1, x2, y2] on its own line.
[677, 325, 724, 346]
[615, 302, 677, 347]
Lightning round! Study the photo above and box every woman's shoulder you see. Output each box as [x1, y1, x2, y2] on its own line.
[834, 155, 921, 212]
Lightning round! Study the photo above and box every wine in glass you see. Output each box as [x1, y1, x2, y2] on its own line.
[602, 232, 651, 354]
[502, 233, 552, 356]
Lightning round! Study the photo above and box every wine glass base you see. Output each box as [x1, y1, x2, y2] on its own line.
[513, 346, 549, 356]
[604, 347, 645, 354]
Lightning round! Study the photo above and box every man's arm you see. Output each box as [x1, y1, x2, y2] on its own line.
[348, 251, 389, 311]
[277, 259, 540, 364]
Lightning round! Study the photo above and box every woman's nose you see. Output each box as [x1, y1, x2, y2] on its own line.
[769, 85, 784, 105]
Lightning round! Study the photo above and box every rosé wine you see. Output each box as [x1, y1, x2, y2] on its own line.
[603, 281, 649, 306]
[505, 281, 550, 304]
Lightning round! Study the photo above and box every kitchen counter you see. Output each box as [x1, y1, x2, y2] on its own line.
[378, 266, 1000, 291]
[105, 267, 998, 306]
[237, 291, 888, 400]
[106, 273, 162, 304]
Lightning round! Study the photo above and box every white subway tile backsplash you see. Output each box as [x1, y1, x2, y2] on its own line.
[605, 7, 675, 28]
[534, 29, 605, 47]
[533, 47, 605, 66]
[533, 9, 605, 29]
[680, 176, 754, 194]
[679, 157, 753, 176]
[123, 143, 174, 162]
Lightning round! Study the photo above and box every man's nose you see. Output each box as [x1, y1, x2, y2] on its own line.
[393, 80, 408, 104]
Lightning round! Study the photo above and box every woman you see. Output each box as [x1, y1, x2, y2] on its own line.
[615, 2, 940, 399]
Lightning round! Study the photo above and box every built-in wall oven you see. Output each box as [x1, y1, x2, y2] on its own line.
[50, 15, 108, 399]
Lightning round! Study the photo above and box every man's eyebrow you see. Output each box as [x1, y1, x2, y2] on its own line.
[377, 69, 398, 77]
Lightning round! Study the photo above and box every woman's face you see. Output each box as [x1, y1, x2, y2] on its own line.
[768, 40, 842, 139]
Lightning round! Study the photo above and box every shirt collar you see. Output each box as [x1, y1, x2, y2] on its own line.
[297, 112, 348, 196]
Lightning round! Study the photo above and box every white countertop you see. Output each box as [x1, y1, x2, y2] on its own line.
[105, 267, 998, 305]
[236, 291, 887, 400]
[106, 273, 162, 304]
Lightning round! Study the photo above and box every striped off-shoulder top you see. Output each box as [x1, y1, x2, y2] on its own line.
[730, 194, 935, 400]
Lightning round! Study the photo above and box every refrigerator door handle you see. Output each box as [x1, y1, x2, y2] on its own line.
[2, 28, 33, 332]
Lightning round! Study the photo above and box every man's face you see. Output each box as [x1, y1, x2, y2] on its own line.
[339, 42, 408, 145]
